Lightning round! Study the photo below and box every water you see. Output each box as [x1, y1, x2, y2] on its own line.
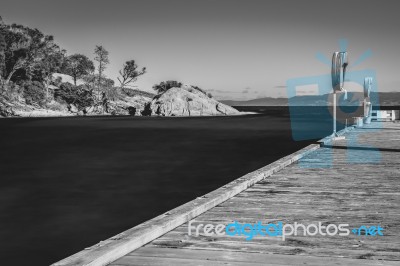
[0, 106, 354, 265]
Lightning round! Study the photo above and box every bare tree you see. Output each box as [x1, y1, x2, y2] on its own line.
[94, 45, 109, 96]
[117, 60, 146, 88]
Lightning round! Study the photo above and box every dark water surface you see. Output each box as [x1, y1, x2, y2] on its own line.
[1, 107, 338, 265]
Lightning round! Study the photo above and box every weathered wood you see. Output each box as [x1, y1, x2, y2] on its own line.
[112, 246, 398, 266]
[51, 141, 321, 266]
[113, 122, 400, 265]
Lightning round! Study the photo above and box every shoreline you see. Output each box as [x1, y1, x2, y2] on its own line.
[0, 111, 260, 119]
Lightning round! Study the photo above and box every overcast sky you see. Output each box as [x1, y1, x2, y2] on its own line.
[1, 0, 399, 99]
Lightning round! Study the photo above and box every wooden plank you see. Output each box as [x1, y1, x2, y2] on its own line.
[111, 256, 272, 266]
[120, 122, 400, 264]
[51, 143, 321, 266]
[111, 246, 398, 266]
[55, 122, 400, 265]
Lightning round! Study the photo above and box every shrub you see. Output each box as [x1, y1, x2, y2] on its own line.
[192, 86, 207, 95]
[152, 80, 182, 94]
[55, 82, 94, 110]
[51, 76, 63, 87]
[0, 82, 24, 102]
[23, 81, 46, 106]
[127, 106, 136, 116]
[207, 92, 213, 98]
[104, 87, 123, 101]
[122, 88, 155, 98]
[141, 102, 152, 116]
[46, 100, 67, 112]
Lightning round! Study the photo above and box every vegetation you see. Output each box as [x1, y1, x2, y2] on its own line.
[117, 60, 146, 88]
[152, 81, 211, 97]
[94, 45, 109, 90]
[0, 15, 213, 117]
[152, 80, 182, 94]
[0, 20, 6, 79]
[54, 82, 94, 110]
[121, 88, 154, 98]
[0, 16, 151, 116]
[62, 54, 95, 85]
[0, 21, 66, 86]
[192, 85, 207, 95]
[23, 81, 46, 106]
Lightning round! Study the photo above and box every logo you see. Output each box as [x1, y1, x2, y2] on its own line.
[188, 221, 384, 241]
[286, 39, 381, 167]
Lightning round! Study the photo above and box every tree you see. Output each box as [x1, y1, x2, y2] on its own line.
[54, 82, 94, 110]
[0, 22, 65, 85]
[0, 31, 5, 83]
[35, 35, 66, 97]
[102, 77, 114, 87]
[82, 74, 113, 89]
[0, 17, 5, 83]
[93, 45, 109, 90]
[23, 80, 46, 106]
[63, 54, 94, 85]
[117, 60, 146, 88]
[1, 24, 31, 84]
[152, 80, 182, 94]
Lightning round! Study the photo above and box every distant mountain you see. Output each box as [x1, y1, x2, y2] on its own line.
[221, 92, 400, 106]
[375, 92, 400, 106]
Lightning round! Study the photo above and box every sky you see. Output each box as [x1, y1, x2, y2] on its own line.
[1, 0, 399, 100]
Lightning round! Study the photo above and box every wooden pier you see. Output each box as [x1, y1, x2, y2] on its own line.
[54, 121, 400, 266]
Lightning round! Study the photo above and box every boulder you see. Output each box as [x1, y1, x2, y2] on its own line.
[149, 85, 239, 116]
[52, 73, 85, 86]
[68, 104, 79, 113]
[107, 94, 151, 116]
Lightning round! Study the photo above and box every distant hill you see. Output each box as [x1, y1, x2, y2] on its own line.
[221, 92, 400, 106]
[221, 97, 288, 106]
[376, 92, 400, 106]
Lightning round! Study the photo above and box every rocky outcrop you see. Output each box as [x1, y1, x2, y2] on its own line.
[149, 85, 239, 116]
[1, 76, 239, 117]
[62, 94, 151, 116]
[107, 94, 151, 116]
[52, 73, 86, 86]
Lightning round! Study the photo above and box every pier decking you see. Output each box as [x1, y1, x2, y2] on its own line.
[55, 121, 400, 266]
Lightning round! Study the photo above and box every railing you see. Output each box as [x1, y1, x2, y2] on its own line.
[371, 110, 397, 121]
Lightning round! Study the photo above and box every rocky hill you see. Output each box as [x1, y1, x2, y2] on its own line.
[148, 85, 239, 116]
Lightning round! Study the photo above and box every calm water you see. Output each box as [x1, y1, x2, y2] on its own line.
[0, 106, 358, 265]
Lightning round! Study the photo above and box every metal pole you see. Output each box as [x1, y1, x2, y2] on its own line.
[333, 92, 336, 135]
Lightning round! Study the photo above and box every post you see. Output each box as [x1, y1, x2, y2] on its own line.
[333, 92, 337, 135]
[331, 51, 348, 139]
